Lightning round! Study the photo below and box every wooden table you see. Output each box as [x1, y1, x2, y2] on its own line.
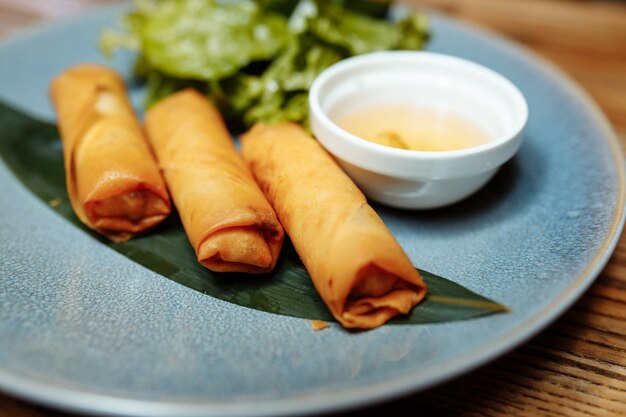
[0, 1, 624, 416]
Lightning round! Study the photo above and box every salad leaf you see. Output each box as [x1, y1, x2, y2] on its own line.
[223, 35, 343, 125]
[342, 0, 392, 18]
[102, 0, 430, 128]
[308, 1, 409, 55]
[398, 12, 430, 50]
[121, 0, 290, 80]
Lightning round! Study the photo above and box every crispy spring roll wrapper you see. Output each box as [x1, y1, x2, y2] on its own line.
[49, 64, 171, 242]
[145, 89, 284, 273]
[242, 123, 427, 329]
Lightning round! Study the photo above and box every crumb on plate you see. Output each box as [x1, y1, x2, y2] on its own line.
[311, 320, 330, 331]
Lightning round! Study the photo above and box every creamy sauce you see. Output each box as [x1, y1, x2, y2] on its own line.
[338, 105, 489, 151]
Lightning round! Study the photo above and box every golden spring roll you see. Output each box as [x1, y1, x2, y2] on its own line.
[145, 89, 284, 273]
[49, 64, 171, 242]
[241, 123, 427, 329]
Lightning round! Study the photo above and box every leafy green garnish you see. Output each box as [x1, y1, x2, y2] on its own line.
[104, 0, 290, 80]
[101, 0, 429, 128]
[307, 2, 412, 54]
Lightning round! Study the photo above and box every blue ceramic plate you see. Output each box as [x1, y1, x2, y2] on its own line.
[0, 5, 624, 417]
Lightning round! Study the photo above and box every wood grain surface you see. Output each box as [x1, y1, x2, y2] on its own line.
[0, 1, 625, 416]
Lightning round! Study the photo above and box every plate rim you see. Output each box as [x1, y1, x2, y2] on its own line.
[0, 4, 624, 417]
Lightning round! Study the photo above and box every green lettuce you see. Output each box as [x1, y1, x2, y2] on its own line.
[101, 0, 429, 128]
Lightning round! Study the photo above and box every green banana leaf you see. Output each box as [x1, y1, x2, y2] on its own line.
[0, 101, 508, 324]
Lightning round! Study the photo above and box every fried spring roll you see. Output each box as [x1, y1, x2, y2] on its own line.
[241, 123, 427, 329]
[49, 64, 171, 242]
[145, 89, 283, 273]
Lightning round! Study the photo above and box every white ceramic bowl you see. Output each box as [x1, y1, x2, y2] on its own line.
[309, 51, 528, 209]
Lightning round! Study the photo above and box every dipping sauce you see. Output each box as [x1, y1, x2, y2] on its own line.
[338, 105, 489, 151]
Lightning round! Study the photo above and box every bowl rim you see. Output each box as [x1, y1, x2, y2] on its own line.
[309, 50, 529, 163]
